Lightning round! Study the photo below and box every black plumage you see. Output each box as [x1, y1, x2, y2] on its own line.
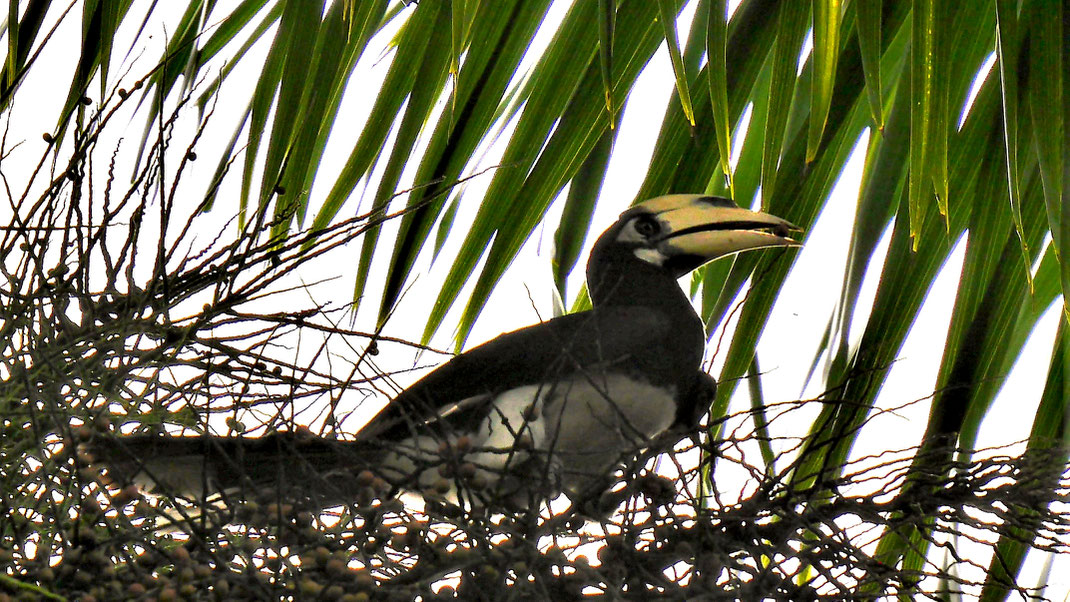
[88, 194, 800, 510]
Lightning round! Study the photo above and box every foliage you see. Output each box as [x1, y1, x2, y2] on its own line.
[1, 0, 1069, 599]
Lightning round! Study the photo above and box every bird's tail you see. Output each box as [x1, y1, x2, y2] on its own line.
[83, 431, 388, 510]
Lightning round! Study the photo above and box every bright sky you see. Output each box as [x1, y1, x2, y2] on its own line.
[1, 0, 1065, 596]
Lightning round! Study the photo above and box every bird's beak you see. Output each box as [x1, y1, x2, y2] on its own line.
[637, 194, 802, 262]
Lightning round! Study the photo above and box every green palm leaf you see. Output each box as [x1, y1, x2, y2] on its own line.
[5, 0, 1068, 596]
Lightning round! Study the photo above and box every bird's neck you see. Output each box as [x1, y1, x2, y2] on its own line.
[588, 259, 703, 333]
[588, 257, 708, 398]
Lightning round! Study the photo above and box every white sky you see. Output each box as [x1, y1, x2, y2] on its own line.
[1, 0, 1065, 596]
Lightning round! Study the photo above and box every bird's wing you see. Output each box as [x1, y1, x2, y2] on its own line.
[360, 306, 673, 441]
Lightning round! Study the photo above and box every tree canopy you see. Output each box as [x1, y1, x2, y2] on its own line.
[0, 1, 1068, 599]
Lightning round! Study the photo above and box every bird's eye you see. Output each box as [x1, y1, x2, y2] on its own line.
[633, 215, 660, 238]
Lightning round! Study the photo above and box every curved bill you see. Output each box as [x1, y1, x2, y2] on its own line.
[634, 194, 802, 261]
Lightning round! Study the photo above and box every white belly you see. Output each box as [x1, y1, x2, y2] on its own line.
[541, 375, 676, 483]
[378, 375, 677, 500]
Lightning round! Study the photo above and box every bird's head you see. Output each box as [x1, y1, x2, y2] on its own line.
[588, 195, 802, 302]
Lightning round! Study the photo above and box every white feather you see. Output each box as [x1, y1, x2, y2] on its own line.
[376, 376, 676, 501]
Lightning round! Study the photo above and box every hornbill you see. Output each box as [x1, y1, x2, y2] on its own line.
[87, 194, 801, 511]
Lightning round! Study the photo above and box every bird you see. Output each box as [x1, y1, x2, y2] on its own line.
[86, 194, 801, 512]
